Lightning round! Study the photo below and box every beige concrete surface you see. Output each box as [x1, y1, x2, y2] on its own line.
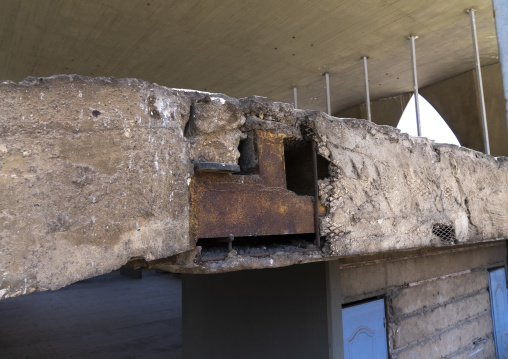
[2, 75, 508, 301]
[0, 75, 194, 300]
[0, 0, 499, 115]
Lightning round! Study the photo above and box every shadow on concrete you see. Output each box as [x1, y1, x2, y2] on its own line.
[0, 270, 182, 359]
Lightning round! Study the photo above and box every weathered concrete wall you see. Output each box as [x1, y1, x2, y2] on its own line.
[493, 0, 508, 128]
[482, 63, 508, 157]
[0, 76, 194, 299]
[311, 114, 508, 257]
[337, 93, 410, 129]
[340, 242, 506, 358]
[2, 75, 508, 300]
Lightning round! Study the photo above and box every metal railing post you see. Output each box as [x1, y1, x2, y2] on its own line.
[409, 35, 422, 137]
[362, 56, 372, 122]
[324, 72, 331, 115]
[468, 8, 491, 155]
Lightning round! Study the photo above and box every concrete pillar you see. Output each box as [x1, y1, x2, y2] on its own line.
[493, 0, 508, 127]
[182, 262, 333, 359]
[326, 260, 344, 359]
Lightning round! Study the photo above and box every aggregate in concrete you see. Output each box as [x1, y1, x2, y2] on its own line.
[2, 75, 508, 299]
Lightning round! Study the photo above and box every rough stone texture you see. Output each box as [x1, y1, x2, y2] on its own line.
[393, 315, 495, 359]
[0, 75, 193, 300]
[391, 269, 488, 316]
[306, 112, 508, 256]
[185, 93, 245, 164]
[2, 75, 508, 299]
[394, 291, 490, 348]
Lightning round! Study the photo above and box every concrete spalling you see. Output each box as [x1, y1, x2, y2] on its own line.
[1, 75, 508, 300]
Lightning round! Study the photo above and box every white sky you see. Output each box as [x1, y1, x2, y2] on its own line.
[396, 94, 461, 146]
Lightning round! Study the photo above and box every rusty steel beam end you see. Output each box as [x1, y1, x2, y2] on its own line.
[312, 141, 321, 247]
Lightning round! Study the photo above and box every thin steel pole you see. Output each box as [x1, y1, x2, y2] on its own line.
[468, 9, 491, 155]
[362, 56, 372, 122]
[324, 72, 331, 115]
[409, 35, 422, 137]
[293, 86, 298, 109]
[312, 141, 320, 248]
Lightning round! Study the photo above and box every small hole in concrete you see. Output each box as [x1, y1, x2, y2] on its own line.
[92, 110, 101, 117]
[238, 136, 259, 174]
[284, 139, 330, 196]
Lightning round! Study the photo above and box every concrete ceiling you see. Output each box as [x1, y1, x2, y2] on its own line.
[0, 0, 499, 115]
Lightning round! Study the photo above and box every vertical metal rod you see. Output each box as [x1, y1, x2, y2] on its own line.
[362, 56, 372, 122]
[324, 72, 331, 115]
[228, 234, 234, 252]
[468, 9, 491, 155]
[293, 86, 298, 109]
[409, 35, 422, 137]
[312, 141, 320, 247]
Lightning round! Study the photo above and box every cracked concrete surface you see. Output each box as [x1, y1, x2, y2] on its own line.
[1, 75, 507, 299]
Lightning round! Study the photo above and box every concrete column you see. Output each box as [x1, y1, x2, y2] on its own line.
[326, 260, 344, 359]
[493, 0, 508, 127]
[182, 262, 330, 359]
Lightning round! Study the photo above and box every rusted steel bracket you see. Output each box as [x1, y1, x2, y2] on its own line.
[312, 141, 321, 247]
[190, 130, 325, 245]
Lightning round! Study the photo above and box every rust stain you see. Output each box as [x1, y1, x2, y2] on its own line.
[190, 130, 325, 244]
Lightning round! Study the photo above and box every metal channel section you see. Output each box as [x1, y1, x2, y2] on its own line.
[190, 130, 325, 245]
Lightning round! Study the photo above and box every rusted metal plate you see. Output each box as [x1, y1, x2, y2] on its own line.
[190, 130, 325, 242]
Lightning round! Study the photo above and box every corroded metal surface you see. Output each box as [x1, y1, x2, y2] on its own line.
[190, 130, 325, 242]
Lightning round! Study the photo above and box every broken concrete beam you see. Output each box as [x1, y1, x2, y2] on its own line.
[0, 76, 194, 299]
[1, 75, 508, 300]
[306, 113, 508, 256]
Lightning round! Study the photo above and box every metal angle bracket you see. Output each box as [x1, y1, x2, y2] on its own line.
[189, 130, 326, 245]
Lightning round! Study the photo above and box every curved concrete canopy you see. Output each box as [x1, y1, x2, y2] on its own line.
[0, 0, 499, 115]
